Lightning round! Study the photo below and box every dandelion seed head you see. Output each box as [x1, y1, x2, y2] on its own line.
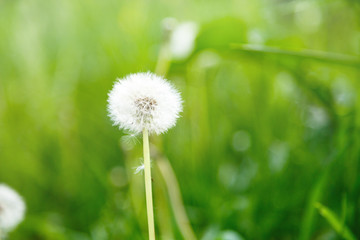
[0, 184, 26, 233]
[108, 72, 183, 135]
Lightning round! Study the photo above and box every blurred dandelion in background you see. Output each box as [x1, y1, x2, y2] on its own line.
[169, 21, 199, 60]
[0, 184, 25, 239]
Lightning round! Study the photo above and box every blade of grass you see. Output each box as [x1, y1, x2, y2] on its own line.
[156, 157, 197, 240]
[315, 202, 356, 240]
[231, 44, 360, 67]
[300, 170, 328, 240]
[341, 194, 348, 235]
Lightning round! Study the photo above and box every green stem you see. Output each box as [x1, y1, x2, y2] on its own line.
[157, 157, 197, 240]
[155, 43, 171, 76]
[143, 128, 155, 240]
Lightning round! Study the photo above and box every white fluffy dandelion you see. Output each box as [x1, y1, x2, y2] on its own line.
[0, 184, 25, 235]
[107, 72, 182, 135]
[107, 72, 183, 240]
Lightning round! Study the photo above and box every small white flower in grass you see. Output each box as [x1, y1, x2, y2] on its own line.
[107, 72, 183, 135]
[0, 184, 26, 234]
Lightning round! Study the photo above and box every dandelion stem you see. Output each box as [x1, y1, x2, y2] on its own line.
[155, 43, 171, 76]
[143, 128, 156, 240]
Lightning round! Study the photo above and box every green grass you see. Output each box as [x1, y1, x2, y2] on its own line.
[0, 0, 360, 239]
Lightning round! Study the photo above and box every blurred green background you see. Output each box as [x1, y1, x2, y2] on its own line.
[1, 0, 360, 239]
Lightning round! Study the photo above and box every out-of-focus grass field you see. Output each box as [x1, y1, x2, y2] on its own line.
[1, 0, 360, 239]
